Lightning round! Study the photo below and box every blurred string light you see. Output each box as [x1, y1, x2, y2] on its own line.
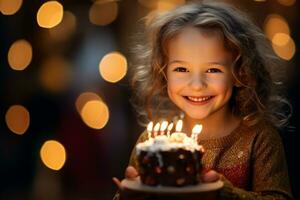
[157, 0, 185, 11]
[5, 105, 30, 135]
[75, 92, 102, 113]
[277, 0, 296, 6]
[39, 56, 72, 92]
[49, 10, 76, 41]
[37, 1, 63, 28]
[40, 140, 66, 171]
[0, 0, 22, 15]
[264, 14, 290, 40]
[142, 0, 185, 25]
[99, 52, 127, 83]
[89, 0, 118, 26]
[138, 0, 185, 9]
[81, 100, 109, 130]
[8, 39, 32, 71]
[264, 14, 295, 60]
[272, 33, 290, 46]
[272, 33, 296, 60]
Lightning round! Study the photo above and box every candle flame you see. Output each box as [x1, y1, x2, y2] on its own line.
[153, 122, 160, 137]
[192, 124, 202, 135]
[147, 121, 153, 132]
[167, 123, 173, 131]
[154, 122, 160, 132]
[160, 121, 168, 132]
[175, 120, 183, 132]
[147, 121, 153, 139]
[167, 122, 173, 137]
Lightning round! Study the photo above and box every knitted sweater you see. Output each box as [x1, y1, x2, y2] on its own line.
[114, 121, 293, 200]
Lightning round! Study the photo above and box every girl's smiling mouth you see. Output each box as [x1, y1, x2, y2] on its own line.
[184, 96, 214, 104]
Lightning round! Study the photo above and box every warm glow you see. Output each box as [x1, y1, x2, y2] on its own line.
[272, 36, 296, 60]
[5, 105, 30, 135]
[272, 33, 290, 46]
[264, 14, 290, 40]
[81, 100, 109, 129]
[99, 52, 127, 83]
[277, 0, 296, 6]
[49, 10, 76, 41]
[89, 0, 118, 26]
[37, 1, 64, 28]
[8, 39, 32, 71]
[175, 120, 183, 132]
[75, 92, 102, 114]
[40, 140, 66, 171]
[0, 0, 22, 15]
[39, 56, 71, 92]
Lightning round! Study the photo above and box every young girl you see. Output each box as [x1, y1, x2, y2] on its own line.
[113, 1, 293, 200]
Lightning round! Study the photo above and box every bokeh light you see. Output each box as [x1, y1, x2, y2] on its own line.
[99, 52, 127, 83]
[39, 56, 72, 92]
[37, 1, 64, 28]
[80, 100, 109, 130]
[272, 33, 290, 46]
[5, 105, 30, 135]
[40, 140, 66, 171]
[89, 0, 118, 26]
[264, 14, 290, 40]
[8, 39, 32, 71]
[157, 0, 185, 11]
[49, 10, 76, 41]
[272, 34, 296, 60]
[0, 0, 22, 15]
[277, 0, 296, 6]
[75, 92, 102, 114]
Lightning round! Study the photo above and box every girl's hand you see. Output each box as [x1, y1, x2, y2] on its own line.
[112, 166, 150, 200]
[201, 170, 221, 183]
[112, 166, 139, 188]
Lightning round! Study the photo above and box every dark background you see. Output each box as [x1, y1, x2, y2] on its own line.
[0, 0, 299, 199]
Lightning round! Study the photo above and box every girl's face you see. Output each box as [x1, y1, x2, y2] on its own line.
[166, 26, 235, 121]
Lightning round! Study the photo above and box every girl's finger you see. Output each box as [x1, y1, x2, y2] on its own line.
[112, 177, 123, 189]
[125, 166, 139, 179]
[201, 170, 220, 182]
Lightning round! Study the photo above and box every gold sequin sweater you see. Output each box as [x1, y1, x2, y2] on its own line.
[114, 121, 293, 200]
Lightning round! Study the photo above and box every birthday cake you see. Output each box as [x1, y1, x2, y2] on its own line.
[136, 121, 204, 187]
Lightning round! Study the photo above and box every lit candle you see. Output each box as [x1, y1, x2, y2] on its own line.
[175, 119, 183, 132]
[192, 124, 202, 142]
[167, 122, 173, 137]
[153, 122, 160, 137]
[147, 121, 153, 140]
[160, 121, 168, 135]
[170, 120, 185, 143]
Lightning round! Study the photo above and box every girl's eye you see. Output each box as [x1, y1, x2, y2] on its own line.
[174, 67, 189, 72]
[207, 68, 222, 73]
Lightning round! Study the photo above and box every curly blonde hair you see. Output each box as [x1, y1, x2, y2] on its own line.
[130, 1, 291, 128]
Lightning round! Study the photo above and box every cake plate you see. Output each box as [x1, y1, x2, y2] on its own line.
[121, 177, 224, 194]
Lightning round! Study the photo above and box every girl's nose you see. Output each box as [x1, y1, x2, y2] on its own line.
[188, 74, 207, 90]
